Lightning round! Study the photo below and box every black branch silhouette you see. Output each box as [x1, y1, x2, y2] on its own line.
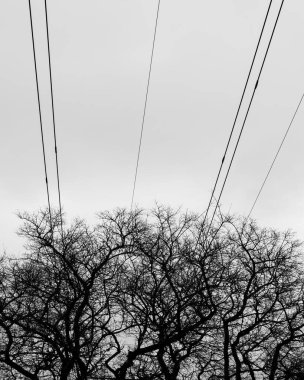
[0, 207, 303, 379]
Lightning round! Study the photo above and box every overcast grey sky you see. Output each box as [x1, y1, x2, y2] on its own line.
[1, 0, 304, 255]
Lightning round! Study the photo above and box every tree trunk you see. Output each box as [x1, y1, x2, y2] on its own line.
[231, 343, 242, 380]
[223, 323, 230, 380]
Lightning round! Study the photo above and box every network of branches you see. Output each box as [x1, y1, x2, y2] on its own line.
[0, 207, 303, 380]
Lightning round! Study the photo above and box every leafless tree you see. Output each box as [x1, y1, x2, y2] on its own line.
[0, 207, 303, 380]
[106, 207, 222, 380]
[0, 209, 143, 379]
[194, 217, 304, 380]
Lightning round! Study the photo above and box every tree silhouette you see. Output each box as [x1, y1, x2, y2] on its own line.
[0, 207, 303, 379]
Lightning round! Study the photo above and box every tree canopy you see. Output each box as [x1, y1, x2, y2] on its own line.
[0, 207, 303, 379]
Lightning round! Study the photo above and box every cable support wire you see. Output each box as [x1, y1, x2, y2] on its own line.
[28, 0, 53, 231]
[207, 0, 284, 229]
[130, 0, 161, 209]
[204, 0, 285, 248]
[195, 0, 273, 248]
[248, 92, 304, 218]
[44, 0, 63, 234]
[200, 1, 273, 225]
[195, 0, 285, 251]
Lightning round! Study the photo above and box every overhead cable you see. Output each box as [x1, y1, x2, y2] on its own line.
[28, 0, 52, 229]
[206, 0, 285, 237]
[248, 92, 304, 218]
[44, 0, 63, 233]
[200, 0, 273, 230]
[130, 0, 161, 209]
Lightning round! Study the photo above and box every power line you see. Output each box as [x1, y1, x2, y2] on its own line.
[206, 0, 285, 237]
[28, 0, 52, 229]
[195, 0, 273, 248]
[199, 0, 273, 228]
[248, 92, 304, 218]
[130, 0, 161, 209]
[44, 0, 63, 233]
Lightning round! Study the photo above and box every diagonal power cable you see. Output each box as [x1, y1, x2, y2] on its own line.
[130, 0, 161, 209]
[248, 92, 304, 218]
[44, 0, 63, 233]
[200, 0, 273, 229]
[206, 0, 285, 237]
[28, 0, 52, 229]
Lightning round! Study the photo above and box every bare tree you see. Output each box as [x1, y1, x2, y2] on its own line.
[107, 207, 221, 380]
[0, 207, 303, 380]
[194, 217, 304, 380]
[0, 209, 143, 379]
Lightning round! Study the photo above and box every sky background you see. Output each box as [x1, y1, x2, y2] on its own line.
[1, 0, 304, 255]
